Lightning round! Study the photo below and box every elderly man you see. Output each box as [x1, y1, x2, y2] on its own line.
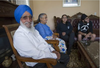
[14, 5, 69, 68]
[78, 14, 96, 41]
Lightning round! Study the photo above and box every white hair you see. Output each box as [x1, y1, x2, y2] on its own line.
[20, 21, 37, 35]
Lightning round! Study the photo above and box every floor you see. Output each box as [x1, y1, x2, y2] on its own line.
[67, 49, 86, 68]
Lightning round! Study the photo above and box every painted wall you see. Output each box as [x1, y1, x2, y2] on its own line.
[29, 0, 99, 30]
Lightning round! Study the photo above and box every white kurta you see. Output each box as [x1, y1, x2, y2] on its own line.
[13, 26, 57, 67]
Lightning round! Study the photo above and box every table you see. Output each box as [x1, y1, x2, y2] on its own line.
[77, 41, 99, 68]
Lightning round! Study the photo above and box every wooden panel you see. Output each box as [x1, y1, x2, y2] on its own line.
[0, 1, 18, 17]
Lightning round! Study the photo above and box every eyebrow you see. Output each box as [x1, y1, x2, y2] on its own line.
[22, 15, 32, 17]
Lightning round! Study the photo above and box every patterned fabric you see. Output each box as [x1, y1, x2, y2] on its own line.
[45, 36, 67, 53]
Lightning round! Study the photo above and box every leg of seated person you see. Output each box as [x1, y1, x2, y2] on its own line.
[29, 63, 67, 68]
[59, 53, 69, 67]
[78, 34, 82, 41]
[90, 33, 96, 41]
[60, 35, 69, 49]
[52, 62, 68, 68]
[60, 35, 69, 42]
[29, 63, 47, 68]
[67, 32, 75, 55]
[29, 53, 69, 68]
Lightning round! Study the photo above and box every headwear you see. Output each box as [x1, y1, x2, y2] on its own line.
[81, 14, 88, 20]
[14, 5, 33, 23]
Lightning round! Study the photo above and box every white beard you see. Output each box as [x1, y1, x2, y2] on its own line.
[20, 21, 36, 35]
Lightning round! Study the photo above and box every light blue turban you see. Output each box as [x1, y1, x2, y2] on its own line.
[14, 5, 33, 23]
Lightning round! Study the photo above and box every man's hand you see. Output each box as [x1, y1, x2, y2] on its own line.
[62, 32, 66, 36]
[52, 51, 60, 60]
[85, 33, 91, 38]
[85, 34, 89, 38]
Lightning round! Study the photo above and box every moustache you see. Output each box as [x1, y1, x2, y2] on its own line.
[24, 22, 32, 25]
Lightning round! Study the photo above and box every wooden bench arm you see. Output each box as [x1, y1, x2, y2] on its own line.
[53, 33, 59, 37]
[46, 40, 60, 52]
[17, 56, 57, 66]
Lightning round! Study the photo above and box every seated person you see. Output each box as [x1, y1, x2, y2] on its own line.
[78, 14, 96, 41]
[14, 5, 69, 68]
[56, 14, 75, 55]
[35, 13, 67, 53]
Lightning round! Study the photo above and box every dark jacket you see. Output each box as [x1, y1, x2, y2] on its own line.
[56, 22, 73, 36]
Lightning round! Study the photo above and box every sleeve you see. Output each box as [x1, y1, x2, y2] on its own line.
[48, 44, 55, 52]
[13, 32, 57, 60]
[35, 24, 46, 39]
[56, 23, 62, 36]
[78, 22, 81, 32]
[89, 21, 93, 33]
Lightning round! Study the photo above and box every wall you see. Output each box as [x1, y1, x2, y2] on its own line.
[29, 0, 99, 30]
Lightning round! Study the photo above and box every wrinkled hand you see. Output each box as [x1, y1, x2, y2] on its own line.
[52, 51, 60, 60]
[62, 32, 66, 36]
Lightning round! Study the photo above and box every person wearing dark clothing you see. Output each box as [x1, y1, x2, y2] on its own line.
[56, 14, 75, 55]
[78, 14, 96, 41]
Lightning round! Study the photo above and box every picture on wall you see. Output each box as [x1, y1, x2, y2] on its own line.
[63, 0, 81, 7]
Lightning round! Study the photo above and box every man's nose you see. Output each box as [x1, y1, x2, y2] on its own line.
[27, 17, 31, 22]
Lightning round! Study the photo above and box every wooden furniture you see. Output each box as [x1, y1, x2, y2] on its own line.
[0, 1, 18, 64]
[54, 12, 100, 41]
[2, 23, 60, 68]
[0, 1, 18, 27]
[77, 41, 99, 68]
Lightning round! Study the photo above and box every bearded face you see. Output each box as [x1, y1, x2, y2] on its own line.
[20, 11, 33, 28]
[24, 22, 32, 28]
[84, 17, 89, 23]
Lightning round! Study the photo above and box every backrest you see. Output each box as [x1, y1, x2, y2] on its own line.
[90, 19, 99, 29]
[72, 19, 81, 33]
[89, 15, 99, 36]
[54, 16, 72, 29]
[3, 24, 19, 57]
[90, 18, 99, 36]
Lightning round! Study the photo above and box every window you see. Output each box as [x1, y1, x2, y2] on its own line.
[16, 0, 29, 6]
[63, 0, 81, 7]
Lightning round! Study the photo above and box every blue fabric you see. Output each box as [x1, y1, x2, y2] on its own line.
[14, 5, 33, 23]
[35, 23, 53, 39]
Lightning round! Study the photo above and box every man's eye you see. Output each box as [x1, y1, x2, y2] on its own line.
[23, 16, 27, 19]
[29, 16, 32, 19]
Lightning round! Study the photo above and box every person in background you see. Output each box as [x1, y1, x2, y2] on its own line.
[14, 5, 69, 68]
[35, 13, 67, 54]
[78, 14, 96, 41]
[56, 14, 75, 55]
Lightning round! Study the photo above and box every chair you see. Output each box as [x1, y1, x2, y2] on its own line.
[3, 23, 60, 68]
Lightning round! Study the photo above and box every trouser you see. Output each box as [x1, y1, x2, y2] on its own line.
[29, 53, 69, 68]
[60, 32, 75, 55]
